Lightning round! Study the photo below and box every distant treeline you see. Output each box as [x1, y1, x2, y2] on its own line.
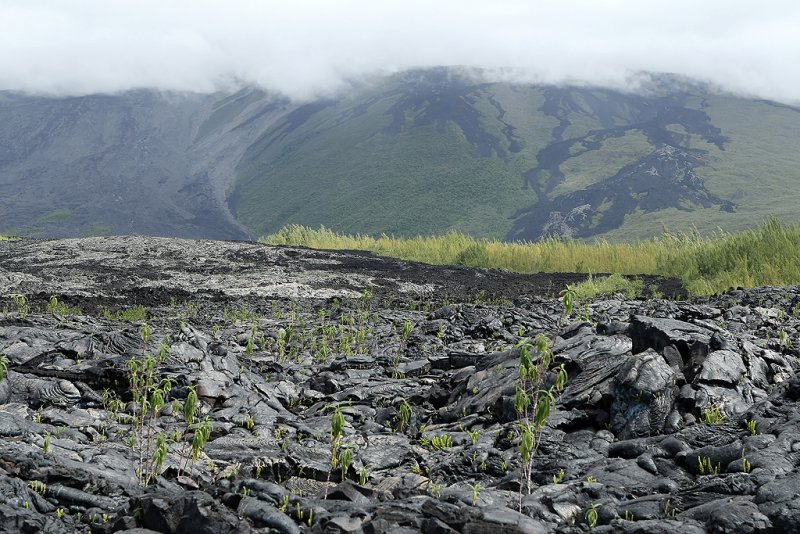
[263, 218, 800, 296]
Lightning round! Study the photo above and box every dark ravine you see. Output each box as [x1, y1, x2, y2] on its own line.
[0, 236, 798, 533]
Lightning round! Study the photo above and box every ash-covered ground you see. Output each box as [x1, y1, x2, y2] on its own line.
[0, 236, 797, 533]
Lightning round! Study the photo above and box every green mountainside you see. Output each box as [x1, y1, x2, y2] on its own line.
[231, 70, 800, 241]
[0, 69, 798, 241]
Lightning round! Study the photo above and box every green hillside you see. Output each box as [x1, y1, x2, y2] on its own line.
[232, 72, 540, 238]
[230, 71, 800, 241]
[1, 70, 797, 242]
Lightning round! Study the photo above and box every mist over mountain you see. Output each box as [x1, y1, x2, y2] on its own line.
[1, 69, 799, 241]
[4, 1, 800, 106]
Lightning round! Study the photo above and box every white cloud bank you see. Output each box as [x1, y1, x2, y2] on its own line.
[1, 0, 798, 103]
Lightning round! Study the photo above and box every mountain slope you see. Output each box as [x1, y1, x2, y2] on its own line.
[230, 70, 800, 241]
[1, 70, 799, 241]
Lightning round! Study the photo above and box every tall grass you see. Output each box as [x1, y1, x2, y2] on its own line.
[263, 219, 800, 296]
[657, 218, 800, 295]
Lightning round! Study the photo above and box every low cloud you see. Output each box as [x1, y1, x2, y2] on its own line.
[1, 0, 798, 103]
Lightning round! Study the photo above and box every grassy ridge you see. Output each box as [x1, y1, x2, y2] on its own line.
[263, 219, 800, 296]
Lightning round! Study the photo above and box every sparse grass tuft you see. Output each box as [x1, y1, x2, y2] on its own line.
[569, 273, 644, 301]
[47, 296, 82, 317]
[103, 305, 148, 322]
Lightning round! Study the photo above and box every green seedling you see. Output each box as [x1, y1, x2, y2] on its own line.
[701, 405, 727, 425]
[401, 319, 414, 341]
[552, 468, 565, 484]
[697, 456, 721, 475]
[624, 510, 635, 521]
[468, 482, 482, 506]
[585, 503, 599, 529]
[430, 434, 453, 449]
[742, 449, 752, 473]
[325, 407, 346, 499]
[746, 419, 759, 436]
[338, 446, 353, 480]
[398, 398, 412, 433]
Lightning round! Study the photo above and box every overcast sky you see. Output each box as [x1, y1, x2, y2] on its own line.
[1, 1, 798, 103]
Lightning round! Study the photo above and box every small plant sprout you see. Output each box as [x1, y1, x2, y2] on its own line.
[398, 398, 412, 433]
[191, 418, 212, 463]
[361, 286, 374, 303]
[468, 481, 483, 506]
[184, 386, 198, 427]
[742, 449, 752, 473]
[701, 405, 727, 425]
[401, 319, 414, 341]
[140, 322, 152, 344]
[338, 446, 353, 480]
[746, 419, 759, 436]
[519, 423, 535, 485]
[553, 468, 565, 484]
[777, 329, 792, 353]
[56, 507, 65, 519]
[465, 428, 480, 446]
[430, 434, 453, 449]
[151, 433, 168, 478]
[585, 503, 599, 529]
[560, 287, 576, 321]
[624, 510, 635, 521]
[697, 456, 721, 475]
[555, 364, 568, 393]
[0, 354, 7, 383]
[43, 432, 51, 454]
[359, 466, 368, 486]
[12, 294, 29, 317]
[586, 475, 598, 483]
[326, 406, 346, 499]
[253, 458, 265, 479]
[244, 415, 255, 430]
[331, 407, 345, 443]
[664, 499, 678, 518]
[28, 480, 47, 495]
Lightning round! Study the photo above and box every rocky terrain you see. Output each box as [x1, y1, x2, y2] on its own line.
[0, 236, 798, 533]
